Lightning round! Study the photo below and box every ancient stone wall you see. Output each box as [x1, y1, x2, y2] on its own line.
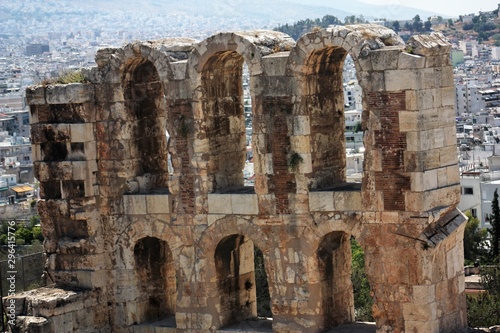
[7, 25, 467, 333]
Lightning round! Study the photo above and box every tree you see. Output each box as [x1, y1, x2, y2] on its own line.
[424, 18, 432, 31]
[344, 15, 356, 25]
[322, 15, 341, 26]
[491, 190, 500, 258]
[15, 226, 33, 244]
[467, 266, 500, 327]
[448, 19, 454, 27]
[463, 211, 488, 265]
[412, 15, 423, 32]
[392, 20, 400, 33]
[254, 246, 271, 317]
[351, 238, 373, 321]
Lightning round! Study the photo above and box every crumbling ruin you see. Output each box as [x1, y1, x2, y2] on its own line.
[10, 24, 467, 333]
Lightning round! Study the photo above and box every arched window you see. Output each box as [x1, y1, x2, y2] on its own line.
[202, 51, 252, 193]
[123, 58, 169, 193]
[303, 47, 364, 191]
[317, 231, 355, 329]
[133, 237, 176, 325]
[214, 234, 271, 328]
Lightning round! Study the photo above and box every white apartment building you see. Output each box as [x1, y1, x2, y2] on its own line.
[343, 81, 363, 111]
[456, 80, 486, 114]
[492, 47, 500, 60]
[344, 110, 364, 149]
[459, 40, 478, 56]
[459, 154, 500, 229]
[459, 172, 483, 221]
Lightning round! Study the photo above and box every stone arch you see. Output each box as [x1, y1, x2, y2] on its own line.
[215, 234, 257, 326]
[187, 31, 295, 194]
[133, 236, 176, 324]
[95, 42, 175, 196]
[122, 55, 169, 192]
[114, 220, 182, 327]
[317, 231, 355, 328]
[117, 219, 183, 270]
[198, 217, 275, 328]
[287, 24, 404, 192]
[298, 217, 368, 331]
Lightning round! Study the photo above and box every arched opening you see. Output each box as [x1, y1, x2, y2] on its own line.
[166, 129, 173, 176]
[123, 57, 169, 193]
[317, 231, 355, 329]
[343, 55, 365, 183]
[350, 237, 373, 323]
[202, 51, 253, 193]
[133, 237, 176, 325]
[303, 46, 364, 190]
[214, 234, 272, 328]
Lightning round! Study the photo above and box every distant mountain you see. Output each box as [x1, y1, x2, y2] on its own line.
[0, 0, 446, 42]
[2, 0, 440, 26]
[42, 0, 354, 24]
[286, 0, 443, 20]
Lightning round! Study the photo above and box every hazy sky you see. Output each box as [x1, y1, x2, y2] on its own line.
[360, 0, 499, 17]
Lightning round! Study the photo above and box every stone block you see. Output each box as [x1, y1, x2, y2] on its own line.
[440, 145, 458, 167]
[290, 135, 310, 153]
[26, 86, 47, 105]
[441, 86, 456, 107]
[262, 153, 274, 174]
[421, 67, 439, 89]
[123, 195, 147, 215]
[446, 165, 460, 186]
[293, 116, 310, 136]
[420, 89, 439, 111]
[207, 194, 232, 214]
[333, 191, 362, 211]
[399, 111, 419, 132]
[438, 67, 454, 88]
[398, 52, 425, 69]
[259, 76, 295, 96]
[231, 194, 258, 215]
[410, 172, 426, 192]
[50, 312, 73, 333]
[46, 83, 94, 104]
[385, 69, 420, 91]
[146, 194, 173, 214]
[433, 128, 445, 149]
[262, 53, 289, 76]
[70, 123, 94, 143]
[359, 71, 386, 92]
[423, 169, 438, 191]
[404, 90, 418, 111]
[402, 302, 437, 321]
[71, 161, 88, 180]
[33, 144, 42, 162]
[297, 153, 312, 174]
[370, 47, 402, 71]
[406, 185, 460, 212]
[170, 60, 188, 80]
[413, 285, 436, 304]
[309, 191, 334, 211]
[437, 168, 448, 188]
[407, 33, 451, 57]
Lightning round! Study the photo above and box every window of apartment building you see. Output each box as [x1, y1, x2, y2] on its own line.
[471, 208, 477, 218]
[463, 187, 474, 195]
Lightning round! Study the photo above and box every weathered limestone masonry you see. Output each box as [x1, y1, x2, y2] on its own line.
[7, 24, 466, 333]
